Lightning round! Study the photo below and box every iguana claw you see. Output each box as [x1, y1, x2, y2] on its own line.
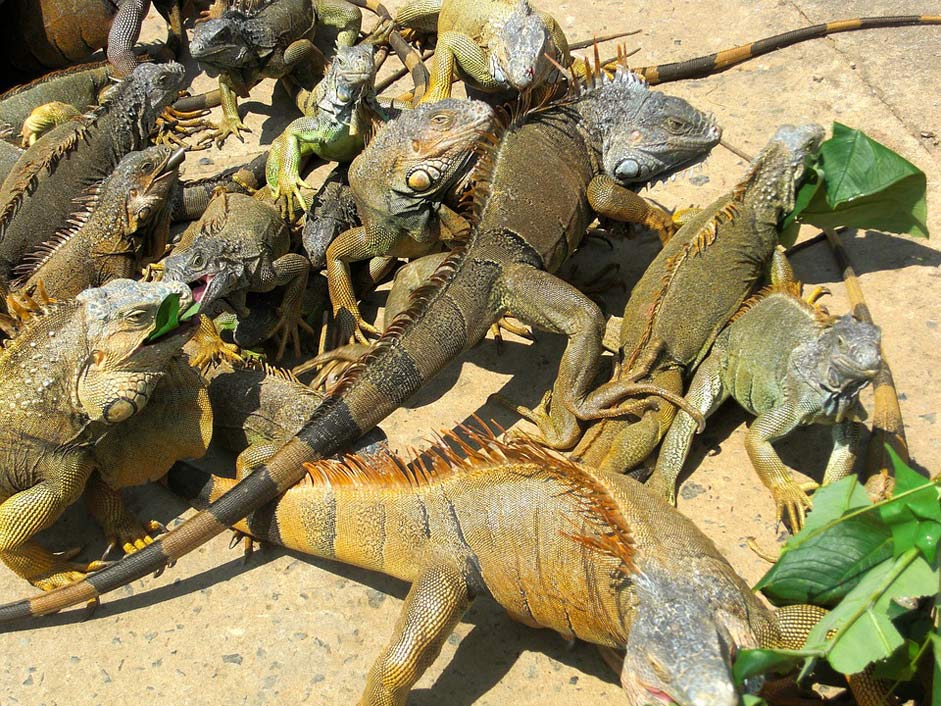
[199, 115, 251, 149]
[31, 557, 113, 592]
[772, 480, 818, 531]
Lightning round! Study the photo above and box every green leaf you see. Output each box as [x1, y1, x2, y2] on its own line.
[742, 695, 768, 706]
[799, 123, 928, 237]
[872, 638, 928, 681]
[146, 293, 181, 342]
[804, 550, 938, 674]
[879, 449, 941, 562]
[733, 647, 820, 685]
[180, 301, 201, 322]
[756, 477, 892, 605]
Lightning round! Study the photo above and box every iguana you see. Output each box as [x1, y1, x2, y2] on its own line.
[0, 0, 186, 87]
[325, 97, 494, 343]
[10, 145, 184, 300]
[164, 426, 889, 706]
[265, 42, 387, 219]
[170, 151, 269, 223]
[0, 278, 208, 590]
[649, 275, 882, 529]
[568, 124, 824, 476]
[395, 0, 571, 103]
[159, 191, 312, 359]
[0, 62, 185, 293]
[0, 67, 723, 617]
[190, 0, 367, 146]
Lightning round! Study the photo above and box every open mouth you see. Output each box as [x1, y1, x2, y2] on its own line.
[190, 274, 214, 304]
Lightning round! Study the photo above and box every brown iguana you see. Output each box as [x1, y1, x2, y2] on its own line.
[11, 145, 184, 300]
[649, 274, 882, 529]
[0, 278, 209, 590]
[325, 97, 494, 343]
[189, 0, 369, 146]
[0, 0, 187, 87]
[395, 0, 571, 103]
[0, 66, 724, 617]
[569, 124, 824, 473]
[159, 191, 312, 359]
[0, 62, 185, 293]
[165, 426, 888, 706]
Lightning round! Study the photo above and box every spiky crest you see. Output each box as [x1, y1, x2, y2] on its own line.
[10, 182, 106, 287]
[301, 422, 636, 573]
[0, 289, 74, 349]
[730, 281, 833, 326]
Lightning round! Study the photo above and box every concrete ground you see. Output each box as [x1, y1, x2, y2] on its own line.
[1, 1, 939, 704]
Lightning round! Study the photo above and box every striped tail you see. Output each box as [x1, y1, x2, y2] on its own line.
[823, 228, 910, 493]
[629, 15, 941, 84]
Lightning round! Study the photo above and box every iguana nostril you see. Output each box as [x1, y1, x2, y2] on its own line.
[616, 159, 642, 180]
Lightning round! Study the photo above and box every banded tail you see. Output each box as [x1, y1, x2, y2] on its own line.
[629, 15, 941, 84]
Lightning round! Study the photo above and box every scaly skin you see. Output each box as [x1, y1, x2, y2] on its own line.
[326, 97, 494, 344]
[0, 0, 186, 87]
[167, 428, 887, 706]
[571, 124, 825, 475]
[0, 63, 185, 294]
[0, 279, 201, 590]
[190, 0, 365, 147]
[170, 152, 269, 223]
[12, 146, 184, 300]
[160, 191, 312, 359]
[396, 0, 571, 103]
[0, 68, 721, 622]
[266, 43, 389, 220]
[650, 278, 881, 529]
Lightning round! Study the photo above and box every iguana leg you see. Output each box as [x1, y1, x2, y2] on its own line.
[822, 420, 864, 486]
[745, 408, 815, 530]
[420, 31, 505, 103]
[360, 563, 471, 706]
[588, 175, 676, 244]
[648, 354, 730, 503]
[315, 0, 364, 49]
[264, 254, 315, 360]
[496, 264, 606, 450]
[108, 0, 149, 76]
[283, 39, 327, 111]
[266, 117, 326, 220]
[200, 78, 251, 148]
[84, 474, 163, 556]
[326, 226, 390, 345]
[20, 102, 82, 147]
[0, 456, 106, 590]
[394, 0, 442, 33]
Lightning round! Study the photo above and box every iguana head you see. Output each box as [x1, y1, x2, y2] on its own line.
[488, 0, 550, 92]
[351, 99, 495, 213]
[119, 62, 186, 127]
[315, 44, 376, 116]
[797, 315, 882, 422]
[581, 67, 722, 185]
[621, 562, 757, 706]
[113, 146, 185, 260]
[743, 123, 825, 214]
[161, 193, 283, 310]
[191, 10, 276, 80]
[74, 279, 195, 424]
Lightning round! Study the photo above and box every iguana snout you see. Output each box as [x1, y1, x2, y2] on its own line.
[491, 0, 549, 91]
[813, 315, 882, 421]
[74, 279, 195, 423]
[130, 62, 186, 119]
[192, 13, 272, 72]
[750, 123, 825, 212]
[123, 146, 184, 249]
[318, 45, 377, 115]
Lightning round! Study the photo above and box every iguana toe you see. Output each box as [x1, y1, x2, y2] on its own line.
[772, 481, 815, 532]
[200, 116, 252, 149]
[31, 559, 112, 591]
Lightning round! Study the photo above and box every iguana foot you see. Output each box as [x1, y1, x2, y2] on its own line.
[294, 343, 370, 390]
[187, 315, 243, 371]
[643, 206, 678, 245]
[772, 479, 818, 531]
[29, 553, 112, 591]
[20, 101, 82, 146]
[671, 206, 702, 228]
[333, 308, 381, 348]
[198, 114, 251, 149]
[489, 315, 533, 351]
[272, 308, 317, 361]
[270, 174, 313, 223]
[103, 519, 167, 558]
[154, 103, 213, 148]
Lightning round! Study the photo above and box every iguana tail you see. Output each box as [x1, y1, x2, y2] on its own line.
[823, 228, 910, 492]
[629, 15, 941, 84]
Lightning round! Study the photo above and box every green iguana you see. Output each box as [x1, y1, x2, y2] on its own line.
[160, 191, 312, 359]
[325, 97, 494, 343]
[0, 278, 209, 590]
[0, 0, 186, 87]
[10, 146, 184, 300]
[569, 124, 824, 472]
[166, 426, 889, 706]
[190, 0, 367, 146]
[0, 62, 185, 293]
[265, 42, 387, 219]
[0, 67, 724, 619]
[648, 277, 882, 529]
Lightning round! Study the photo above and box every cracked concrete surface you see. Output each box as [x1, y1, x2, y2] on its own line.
[0, 1, 938, 704]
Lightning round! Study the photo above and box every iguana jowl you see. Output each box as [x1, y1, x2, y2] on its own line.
[168, 428, 887, 706]
[0, 68, 721, 619]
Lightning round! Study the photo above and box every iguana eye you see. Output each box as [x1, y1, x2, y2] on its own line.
[665, 117, 686, 133]
[138, 206, 153, 221]
[406, 169, 432, 192]
[431, 113, 452, 128]
[126, 308, 149, 323]
[191, 254, 206, 269]
[140, 162, 154, 173]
